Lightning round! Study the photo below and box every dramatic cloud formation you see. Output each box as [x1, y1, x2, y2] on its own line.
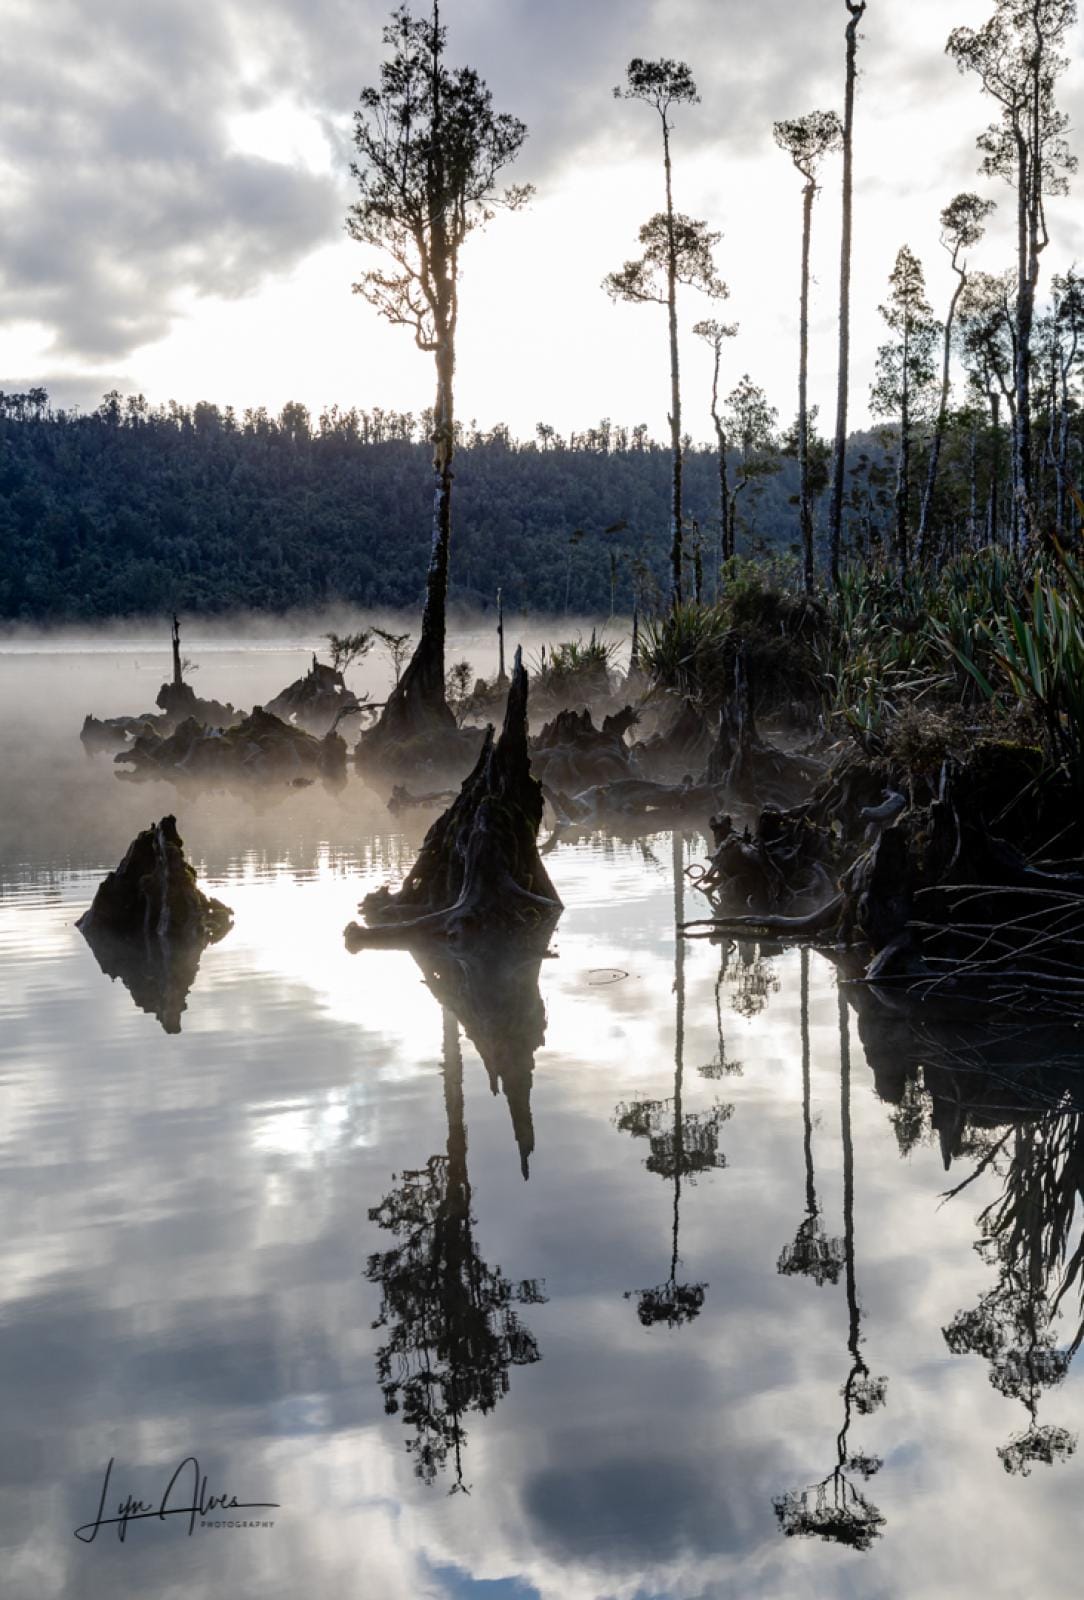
[0, 0, 1081, 432]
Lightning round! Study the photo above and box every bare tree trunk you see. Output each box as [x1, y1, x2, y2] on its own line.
[363, 16, 457, 746]
[1056, 369, 1072, 543]
[373, 337, 457, 741]
[989, 392, 1001, 546]
[1014, 125, 1035, 550]
[799, 176, 815, 593]
[828, 1, 866, 587]
[896, 356, 911, 582]
[171, 613, 183, 688]
[709, 342, 732, 572]
[496, 586, 507, 685]
[968, 420, 979, 547]
[918, 274, 966, 564]
[664, 121, 684, 607]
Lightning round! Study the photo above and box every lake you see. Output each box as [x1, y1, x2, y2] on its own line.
[2, 637, 1083, 1600]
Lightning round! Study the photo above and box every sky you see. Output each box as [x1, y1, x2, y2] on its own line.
[1, 0, 1083, 444]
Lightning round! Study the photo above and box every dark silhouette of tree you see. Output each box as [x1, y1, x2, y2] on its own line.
[366, 1008, 545, 1489]
[773, 110, 843, 592]
[957, 270, 1018, 545]
[348, 1, 531, 742]
[693, 318, 739, 579]
[722, 376, 780, 556]
[609, 59, 726, 606]
[778, 950, 845, 1286]
[944, 1110, 1084, 1476]
[616, 834, 732, 1326]
[1043, 268, 1084, 540]
[870, 246, 940, 579]
[697, 940, 745, 1080]
[373, 627, 412, 687]
[917, 193, 996, 562]
[948, 0, 1078, 550]
[774, 992, 887, 1551]
[827, 0, 869, 587]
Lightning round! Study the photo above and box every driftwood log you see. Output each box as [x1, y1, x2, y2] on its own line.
[346, 650, 562, 947]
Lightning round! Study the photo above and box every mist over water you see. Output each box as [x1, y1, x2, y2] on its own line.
[2, 627, 1084, 1600]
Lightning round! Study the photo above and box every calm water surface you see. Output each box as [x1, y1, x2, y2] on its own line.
[2, 642, 1084, 1599]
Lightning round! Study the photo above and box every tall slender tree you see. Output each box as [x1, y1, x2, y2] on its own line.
[348, 2, 531, 744]
[774, 110, 844, 592]
[870, 247, 940, 579]
[610, 60, 720, 606]
[827, 0, 868, 587]
[948, 0, 1078, 550]
[693, 318, 739, 578]
[917, 193, 996, 561]
[1048, 270, 1084, 540]
[722, 375, 780, 556]
[958, 270, 1018, 545]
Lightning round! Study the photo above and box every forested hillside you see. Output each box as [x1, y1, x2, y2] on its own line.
[0, 392, 836, 621]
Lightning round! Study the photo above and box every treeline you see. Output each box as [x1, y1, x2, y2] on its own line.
[0, 392, 812, 621]
[1, 380, 1081, 621]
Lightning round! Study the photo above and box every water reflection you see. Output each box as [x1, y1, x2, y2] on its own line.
[944, 1111, 1084, 1476]
[411, 941, 552, 1180]
[616, 834, 732, 1328]
[775, 990, 887, 1551]
[78, 922, 214, 1034]
[697, 941, 744, 1080]
[366, 1008, 546, 1491]
[854, 987, 1084, 1481]
[777, 949, 844, 1288]
[10, 650, 1084, 1596]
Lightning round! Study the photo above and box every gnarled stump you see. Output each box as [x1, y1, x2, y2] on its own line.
[266, 656, 364, 737]
[76, 816, 232, 1032]
[78, 815, 231, 943]
[155, 680, 239, 731]
[116, 706, 346, 787]
[530, 705, 637, 793]
[346, 649, 562, 946]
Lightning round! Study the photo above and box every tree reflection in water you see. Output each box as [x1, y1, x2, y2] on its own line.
[366, 1009, 545, 1490]
[775, 989, 887, 1551]
[944, 1110, 1084, 1476]
[778, 948, 845, 1288]
[617, 833, 732, 1327]
[697, 939, 745, 1080]
[411, 937, 554, 1181]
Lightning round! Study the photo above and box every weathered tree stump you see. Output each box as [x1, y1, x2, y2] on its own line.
[266, 657, 365, 737]
[78, 815, 232, 943]
[345, 649, 562, 946]
[76, 816, 232, 1032]
[529, 705, 637, 793]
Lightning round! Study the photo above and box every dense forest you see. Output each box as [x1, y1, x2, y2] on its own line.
[1, 368, 1079, 623]
[0, 394, 806, 620]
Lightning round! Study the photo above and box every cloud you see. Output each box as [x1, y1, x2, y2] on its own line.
[0, 0, 950, 366]
[0, 0, 343, 361]
[1, 0, 1080, 424]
